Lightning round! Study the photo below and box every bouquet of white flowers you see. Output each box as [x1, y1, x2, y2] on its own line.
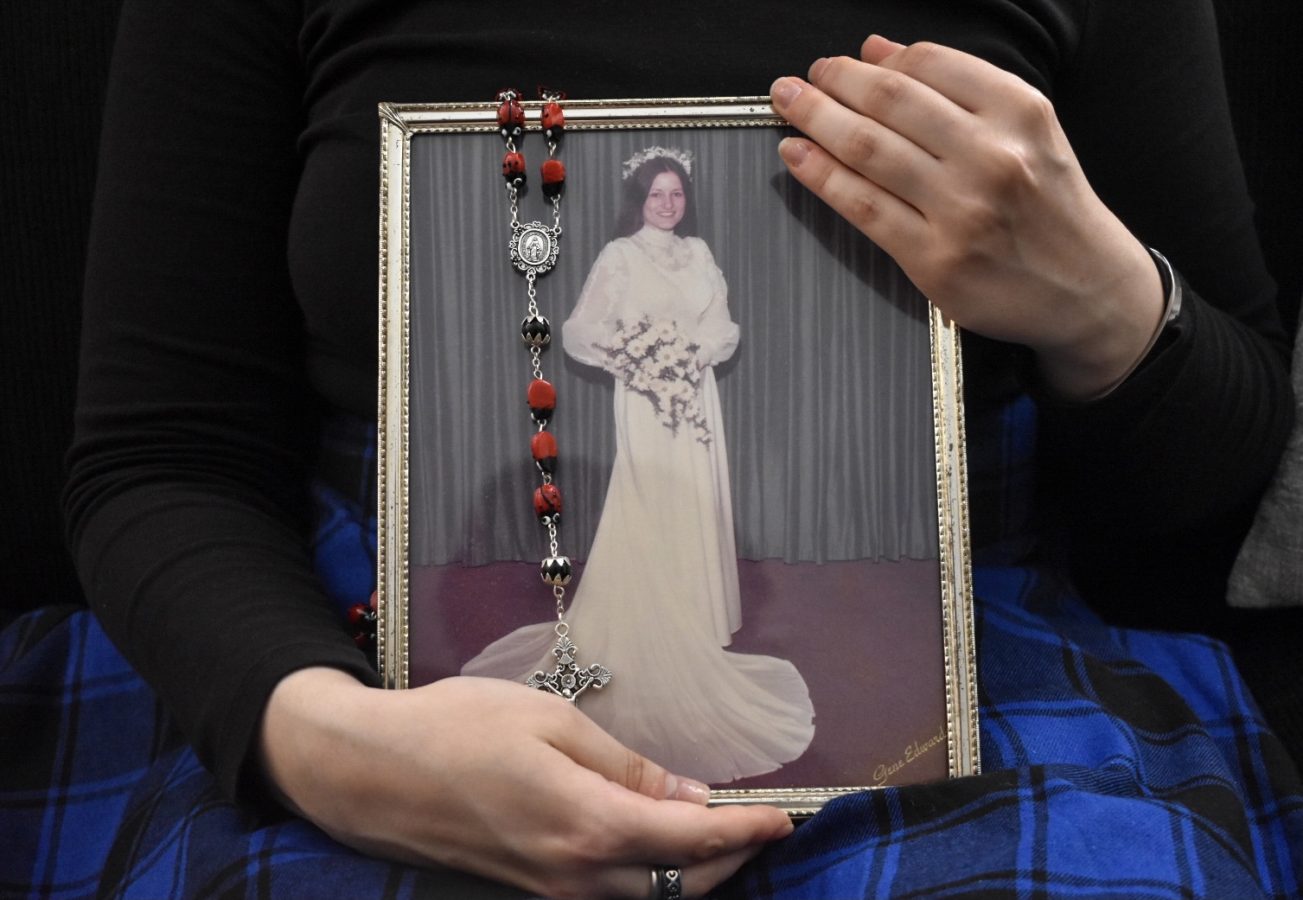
[598, 316, 712, 445]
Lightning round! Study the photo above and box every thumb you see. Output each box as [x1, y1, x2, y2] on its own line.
[552, 705, 712, 805]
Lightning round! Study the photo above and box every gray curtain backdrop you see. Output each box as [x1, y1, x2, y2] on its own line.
[408, 124, 936, 565]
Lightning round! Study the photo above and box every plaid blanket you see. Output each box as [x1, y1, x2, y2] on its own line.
[4, 408, 1301, 899]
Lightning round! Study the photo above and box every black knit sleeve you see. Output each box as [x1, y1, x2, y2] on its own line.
[64, 0, 380, 806]
[1037, 0, 1293, 621]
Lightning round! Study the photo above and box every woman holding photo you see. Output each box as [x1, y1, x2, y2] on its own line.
[7, 0, 1295, 897]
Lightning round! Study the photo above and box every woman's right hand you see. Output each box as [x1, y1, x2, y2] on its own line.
[770, 38, 1165, 400]
[259, 667, 793, 898]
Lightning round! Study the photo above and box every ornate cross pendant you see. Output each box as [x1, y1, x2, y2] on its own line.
[526, 634, 612, 704]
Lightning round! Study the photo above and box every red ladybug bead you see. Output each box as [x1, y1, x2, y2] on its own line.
[534, 484, 563, 521]
[531, 431, 558, 473]
[347, 602, 371, 627]
[541, 158, 566, 199]
[528, 378, 556, 421]
[497, 97, 525, 139]
[542, 101, 564, 139]
[347, 602, 377, 650]
[502, 151, 526, 185]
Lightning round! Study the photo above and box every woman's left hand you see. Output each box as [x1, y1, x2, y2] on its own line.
[770, 36, 1164, 400]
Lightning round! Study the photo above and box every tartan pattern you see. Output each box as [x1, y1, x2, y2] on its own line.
[310, 412, 379, 619]
[718, 564, 1303, 899]
[0, 607, 171, 900]
[0, 608, 522, 900]
[4, 405, 1301, 899]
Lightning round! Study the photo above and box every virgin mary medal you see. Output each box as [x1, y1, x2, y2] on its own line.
[510, 221, 560, 276]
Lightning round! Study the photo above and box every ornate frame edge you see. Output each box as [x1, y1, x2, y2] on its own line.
[378, 107, 413, 689]
[375, 98, 979, 804]
[930, 309, 980, 779]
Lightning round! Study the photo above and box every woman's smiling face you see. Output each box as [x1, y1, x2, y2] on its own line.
[641, 171, 686, 232]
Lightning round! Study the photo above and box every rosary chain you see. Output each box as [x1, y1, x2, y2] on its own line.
[506, 92, 567, 627]
[497, 88, 609, 700]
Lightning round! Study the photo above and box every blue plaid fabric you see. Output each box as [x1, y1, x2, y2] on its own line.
[4, 405, 1301, 899]
[310, 413, 380, 620]
[718, 564, 1303, 899]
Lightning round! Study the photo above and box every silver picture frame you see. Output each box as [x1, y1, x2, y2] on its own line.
[378, 97, 978, 814]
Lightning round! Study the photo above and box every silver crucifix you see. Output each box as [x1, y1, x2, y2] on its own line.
[527, 633, 612, 704]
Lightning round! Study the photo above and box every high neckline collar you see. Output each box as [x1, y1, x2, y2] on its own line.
[633, 224, 681, 246]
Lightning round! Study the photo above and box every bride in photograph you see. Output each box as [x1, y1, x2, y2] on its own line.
[464, 146, 815, 784]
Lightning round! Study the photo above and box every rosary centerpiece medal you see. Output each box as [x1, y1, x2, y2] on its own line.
[497, 88, 612, 704]
[510, 222, 559, 277]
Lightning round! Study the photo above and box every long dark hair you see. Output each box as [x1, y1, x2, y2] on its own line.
[613, 155, 698, 239]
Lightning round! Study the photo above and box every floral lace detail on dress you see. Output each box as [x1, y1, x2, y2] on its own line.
[628, 230, 695, 271]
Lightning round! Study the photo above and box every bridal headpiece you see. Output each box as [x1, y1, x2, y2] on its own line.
[622, 146, 694, 180]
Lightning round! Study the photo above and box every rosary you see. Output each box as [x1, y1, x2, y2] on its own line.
[496, 88, 612, 704]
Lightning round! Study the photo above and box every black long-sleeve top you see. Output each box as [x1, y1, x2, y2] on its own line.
[66, 0, 1292, 805]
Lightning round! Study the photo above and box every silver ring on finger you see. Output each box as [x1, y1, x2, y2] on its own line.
[648, 865, 682, 900]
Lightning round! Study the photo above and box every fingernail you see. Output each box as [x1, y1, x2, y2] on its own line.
[770, 77, 802, 109]
[808, 57, 830, 82]
[778, 137, 810, 167]
[866, 33, 906, 53]
[670, 775, 711, 804]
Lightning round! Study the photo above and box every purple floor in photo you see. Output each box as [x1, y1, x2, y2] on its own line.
[410, 557, 949, 791]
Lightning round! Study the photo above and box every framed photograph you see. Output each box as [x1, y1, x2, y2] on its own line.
[377, 97, 978, 814]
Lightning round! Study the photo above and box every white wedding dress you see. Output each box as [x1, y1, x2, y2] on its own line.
[463, 226, 814, 783]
